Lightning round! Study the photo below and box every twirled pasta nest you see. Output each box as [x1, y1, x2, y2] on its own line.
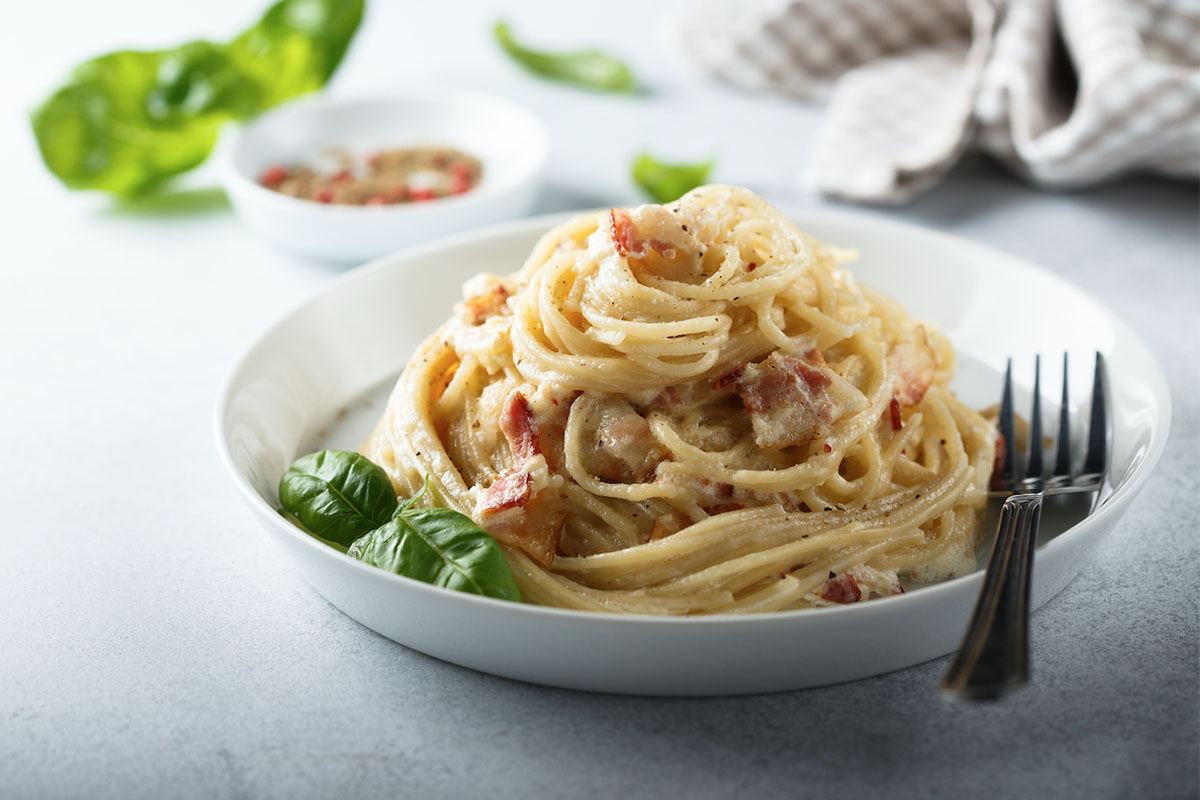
[362, 186, 996, 614]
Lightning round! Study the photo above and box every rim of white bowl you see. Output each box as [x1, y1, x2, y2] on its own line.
[213, 208, 1173, 627]
[223, 90, 550, 218]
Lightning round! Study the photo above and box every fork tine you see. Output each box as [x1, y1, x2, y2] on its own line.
[1027, 356, 1043, 482]
[1054, 353, 1072, 477]
[992, 358, 1016, 491]
[1082, 352, 1108, 478]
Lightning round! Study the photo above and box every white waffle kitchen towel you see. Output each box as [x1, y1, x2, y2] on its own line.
[680, 0, 1200, 202]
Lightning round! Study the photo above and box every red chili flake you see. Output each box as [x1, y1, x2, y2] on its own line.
[746, 262, 758, 271]
[889, 397, 903, 431]
[314, 188, 334, 204]
[823, 444, 832, 453]
[258, 164, 289, 187]
[411, 188, 436, 202]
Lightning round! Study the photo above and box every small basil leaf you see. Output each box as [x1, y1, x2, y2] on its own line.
[279, 450, 398, 547]
[632, 152, 714, 204]
[493, 21, 635, 93]
[349, 507, 522, 602]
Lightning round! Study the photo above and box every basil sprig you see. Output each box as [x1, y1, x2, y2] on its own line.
[279, 451, 521, 602]
[632, 152, 714, 204]
[31, 0, 364, 196]
[493, 21, 635, 94]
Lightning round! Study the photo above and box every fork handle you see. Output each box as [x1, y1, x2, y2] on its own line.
[940, 494, 1043, 700]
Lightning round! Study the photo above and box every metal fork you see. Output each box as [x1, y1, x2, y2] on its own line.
[940, 352, 1109, 700]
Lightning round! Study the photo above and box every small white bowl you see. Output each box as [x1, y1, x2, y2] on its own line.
[224, 92, 549, 262]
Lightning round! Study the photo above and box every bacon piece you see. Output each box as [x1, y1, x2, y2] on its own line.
[499, 392, 540, 461]
[703, 502, 746, 516]
[478, 491, 564, 566]
[889, 397, 903, 432]
[460, 283, 510, 325]
[610, 208, 642, 257]
[579, 395, 670, 483]
[477, 468, 533, 514]
[993, 432, 1007, 481]
[609, 208, 679, 259]
[476, 390, 567, 565]
[711, 366, 745, 390]
[818, 573, 862, 604]
[889, 326, 937, 406]
[479, 392, 543, 513]
[731, 352, 840, 449]
[794, 360, 831, 390]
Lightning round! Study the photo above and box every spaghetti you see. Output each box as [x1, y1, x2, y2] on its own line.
[361, 186, 995, 614]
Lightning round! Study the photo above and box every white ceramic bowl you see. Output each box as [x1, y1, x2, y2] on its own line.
[214, 211, 1170, 695]
[223, 92, 549, 262]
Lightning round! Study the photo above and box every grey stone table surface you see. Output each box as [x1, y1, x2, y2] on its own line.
[3, 2, 1197, 798]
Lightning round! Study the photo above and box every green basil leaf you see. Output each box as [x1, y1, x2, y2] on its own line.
[279, 450, 398, 547]
[493, 21, 635, 93]
[31, 0, 363, 196]
[228, 0, 365, 108]
[349, 507, 522, 602]
[31, 45, 236, 196]
[631, 152, 714, 204]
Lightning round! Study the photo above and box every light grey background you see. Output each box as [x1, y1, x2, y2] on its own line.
[3, 1, 1197, 798]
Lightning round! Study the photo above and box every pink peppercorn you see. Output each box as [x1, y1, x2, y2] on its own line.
[258, 164, 289, 187]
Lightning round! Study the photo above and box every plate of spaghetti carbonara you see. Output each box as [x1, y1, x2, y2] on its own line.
[216, 186, 1169, 694]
